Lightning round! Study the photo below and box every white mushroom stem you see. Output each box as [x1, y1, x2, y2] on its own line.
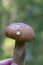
[11, 41, 25, 65]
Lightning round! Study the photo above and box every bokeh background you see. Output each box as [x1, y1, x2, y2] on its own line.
[0, 0, 43, 65]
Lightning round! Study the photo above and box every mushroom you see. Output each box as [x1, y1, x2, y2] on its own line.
[5, 23, 35, 65]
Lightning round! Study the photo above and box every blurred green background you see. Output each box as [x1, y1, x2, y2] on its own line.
[0, 0, 43, 65]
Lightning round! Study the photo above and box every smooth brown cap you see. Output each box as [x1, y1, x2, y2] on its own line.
[5, 23, 35, 42]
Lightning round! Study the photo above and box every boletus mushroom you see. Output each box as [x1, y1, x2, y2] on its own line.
[5, 23, 35, 65]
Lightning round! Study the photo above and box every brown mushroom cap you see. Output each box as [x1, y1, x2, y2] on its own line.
[5, 23, 35, 42]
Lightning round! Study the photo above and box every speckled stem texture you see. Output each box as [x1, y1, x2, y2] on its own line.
[11, 41, 25, 65]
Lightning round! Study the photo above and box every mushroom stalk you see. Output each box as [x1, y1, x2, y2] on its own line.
[12, 41, 25, 65]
